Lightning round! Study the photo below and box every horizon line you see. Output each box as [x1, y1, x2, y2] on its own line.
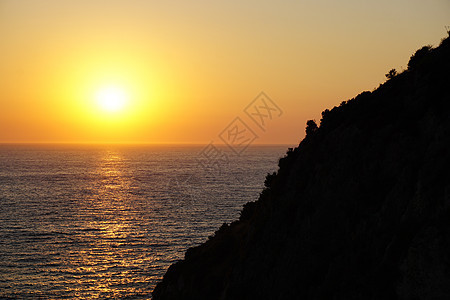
[0, 141, 296, 146]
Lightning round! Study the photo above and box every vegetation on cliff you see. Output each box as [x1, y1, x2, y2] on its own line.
[153, 35, 450, 300]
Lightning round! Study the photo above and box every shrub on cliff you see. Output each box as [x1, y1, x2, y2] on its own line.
[305, 120, 318, 136]
[408, 45, 432, 70]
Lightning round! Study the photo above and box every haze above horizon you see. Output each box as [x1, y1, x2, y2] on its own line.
[1, 0, 449, 144]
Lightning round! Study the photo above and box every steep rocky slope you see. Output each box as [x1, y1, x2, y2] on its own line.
[153, 36, 450, 300]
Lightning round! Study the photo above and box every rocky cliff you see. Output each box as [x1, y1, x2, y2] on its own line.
[153, 36, 450, 300]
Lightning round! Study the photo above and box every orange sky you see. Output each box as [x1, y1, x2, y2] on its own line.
[1, 0, 449, 144]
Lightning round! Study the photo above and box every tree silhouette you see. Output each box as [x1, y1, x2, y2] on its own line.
[306, 120, 318, 136]
[385, 68, 397, 79]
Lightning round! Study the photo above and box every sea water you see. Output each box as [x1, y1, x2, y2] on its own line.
[0, 144, 287, 298]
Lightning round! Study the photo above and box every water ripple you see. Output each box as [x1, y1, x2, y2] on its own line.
[0, 144, 286, 298]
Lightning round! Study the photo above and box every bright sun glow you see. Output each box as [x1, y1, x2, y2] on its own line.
[95, 86, 128, 113]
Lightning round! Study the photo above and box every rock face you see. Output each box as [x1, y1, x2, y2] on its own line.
[153, 37, 450, 300]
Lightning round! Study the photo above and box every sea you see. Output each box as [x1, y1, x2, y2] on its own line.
[0, 144, 288, 299]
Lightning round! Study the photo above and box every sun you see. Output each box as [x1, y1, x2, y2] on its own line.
[95, 85, 128, 113]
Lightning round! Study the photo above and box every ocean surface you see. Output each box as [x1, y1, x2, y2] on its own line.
[0, 144, 288, 299]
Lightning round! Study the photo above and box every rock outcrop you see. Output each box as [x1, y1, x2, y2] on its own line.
[153, 36, 450, 300]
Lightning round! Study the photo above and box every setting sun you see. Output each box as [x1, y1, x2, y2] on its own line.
[96, 86, 128, 113]
[0, 0, 447, 145]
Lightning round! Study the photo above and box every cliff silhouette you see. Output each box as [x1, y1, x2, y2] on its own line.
[153, 35, 450, 300]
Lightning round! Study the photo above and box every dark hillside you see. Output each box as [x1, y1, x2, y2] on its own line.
[153, 36, 450, 300]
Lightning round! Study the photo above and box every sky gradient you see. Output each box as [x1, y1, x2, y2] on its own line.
[1, 0, 449, 144]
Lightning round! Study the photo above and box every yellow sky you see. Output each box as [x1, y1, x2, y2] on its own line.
[1, 0, 449, 144]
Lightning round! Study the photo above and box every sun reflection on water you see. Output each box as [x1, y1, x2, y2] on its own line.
[70, 149, 154, 298]
[0, 145, 285, 298]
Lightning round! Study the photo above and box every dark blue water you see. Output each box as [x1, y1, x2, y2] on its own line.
[0, 144, 287, 299]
